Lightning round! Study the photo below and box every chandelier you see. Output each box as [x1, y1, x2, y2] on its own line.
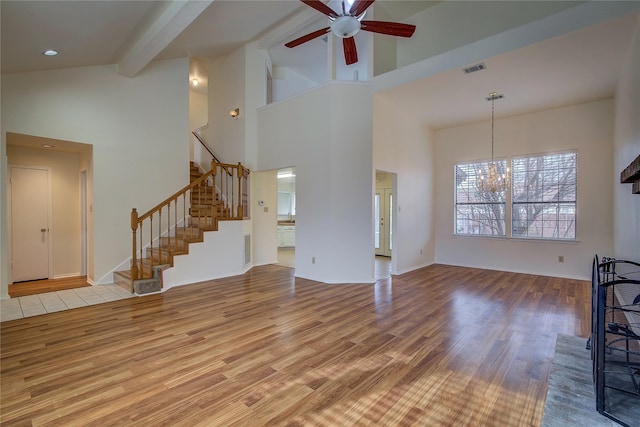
[477, 92, 510, 194]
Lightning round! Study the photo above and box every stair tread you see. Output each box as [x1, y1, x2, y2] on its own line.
[120, 161, 245, 292]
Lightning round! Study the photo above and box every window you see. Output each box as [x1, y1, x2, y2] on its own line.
[455, 160, 508, 237]
[454, 151, 577, 240]
[511, 152, 577, 239]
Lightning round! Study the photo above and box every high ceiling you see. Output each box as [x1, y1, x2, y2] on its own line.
[2, 1, 639, 130]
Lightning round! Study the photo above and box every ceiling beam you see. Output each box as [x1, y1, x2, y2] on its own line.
[118, 0, 213, 77]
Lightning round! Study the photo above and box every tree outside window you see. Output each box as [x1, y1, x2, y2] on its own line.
[454, 151, 577, 240]
[511, 152, 577, 239]
[455, 160, 507, 237]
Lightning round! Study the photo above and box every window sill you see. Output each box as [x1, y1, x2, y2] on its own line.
[454, 234, 580, 243]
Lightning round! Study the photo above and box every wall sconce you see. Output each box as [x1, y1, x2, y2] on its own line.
[192, 78, 199, 87]
[229, 108, 240, 119]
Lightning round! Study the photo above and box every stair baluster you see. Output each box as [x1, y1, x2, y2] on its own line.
[115, 160, 250, 292]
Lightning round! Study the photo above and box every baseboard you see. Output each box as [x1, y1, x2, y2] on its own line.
[394, 261, 435, 276]
[53, 272, 82, 279]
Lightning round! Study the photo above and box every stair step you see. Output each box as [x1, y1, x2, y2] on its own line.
[175, 226, 203, 241]
[158, 237, 189, 251]
[115, 161, 241, 294]
[113, 270, 134, 292]
[146, 247, 175, 265]
[190, 217, 218, 230]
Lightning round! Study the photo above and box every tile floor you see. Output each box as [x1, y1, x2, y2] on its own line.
[1, 285, 134, 322]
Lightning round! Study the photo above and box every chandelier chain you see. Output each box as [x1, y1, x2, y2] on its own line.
[477, 92, 510, 195]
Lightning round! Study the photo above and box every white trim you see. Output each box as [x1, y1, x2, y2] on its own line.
[53, 272, 82, 279]
[79, 169, 88, 276]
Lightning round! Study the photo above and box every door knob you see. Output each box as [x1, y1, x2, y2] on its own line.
[41, 228, 47, 232]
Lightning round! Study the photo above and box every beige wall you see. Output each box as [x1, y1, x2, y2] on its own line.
[7, 144, 82, 279]
[251, 170, 278, 266]
[613, 15, 640, 261]
[434, 99, 615, 280]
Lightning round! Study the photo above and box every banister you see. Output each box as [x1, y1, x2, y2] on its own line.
[192, 130, 222, 164]
[130, 160, 250, 281]
[137, 171, 213, 223]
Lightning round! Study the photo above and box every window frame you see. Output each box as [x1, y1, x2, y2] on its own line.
[454, 159, 508, 238]
[453, 150, 578, 241]
[510, 150, 578, 241]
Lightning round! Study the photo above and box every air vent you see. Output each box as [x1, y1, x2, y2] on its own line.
[463, 63, 486, 74]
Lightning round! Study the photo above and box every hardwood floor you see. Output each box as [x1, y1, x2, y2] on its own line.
[8, 276, 90, 297]
[0, 264, 590, 426]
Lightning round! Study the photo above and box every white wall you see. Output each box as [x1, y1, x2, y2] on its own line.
[373, 94, 436, 274]
[434, 99, 615, 280]
[162, 220, 249, 289]
[251, 170, 278, 266]
[257, 81, 375, 283]
[613, 15, 640, 261]
[189, 89, 208, 163]
[271, 67, 318, 104]
[207, 48, 246, 165]
[1, 59, 190, 290]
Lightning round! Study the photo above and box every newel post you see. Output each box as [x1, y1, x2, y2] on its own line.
[131, 208, 139, 280]
[210, 160, 218, 220]
[237, 162, 244, 218]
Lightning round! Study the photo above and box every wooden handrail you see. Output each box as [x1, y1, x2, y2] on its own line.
[192, 130, 222, 164]
[130, 159, 250, 281]
[192, 131, 234, 177]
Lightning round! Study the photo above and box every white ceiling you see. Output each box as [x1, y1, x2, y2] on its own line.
[380, 10, 640, 129]
[1, 1, 639, 130]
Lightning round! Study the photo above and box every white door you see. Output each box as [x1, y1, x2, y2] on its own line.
[10, 166, 51, 282]
[375, 188, 392, 257]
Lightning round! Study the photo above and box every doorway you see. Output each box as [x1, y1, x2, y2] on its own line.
[9, 165, 52, 282]
[375, 171, 394, 257]
[6, 132, 93, 288]
[276, 167, 296, 268]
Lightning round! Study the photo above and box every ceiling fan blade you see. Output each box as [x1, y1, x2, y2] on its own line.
[301, 0, 337, 18]
[285, 27, 331, 48]
[360, 20, 416, 37]
[343, 37, 358, 65]
[349, 0, 375, 17]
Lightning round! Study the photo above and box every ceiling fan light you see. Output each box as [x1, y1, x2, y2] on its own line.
[331, 16, 361, 38]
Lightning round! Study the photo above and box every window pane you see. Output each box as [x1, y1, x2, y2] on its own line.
[456, 204, 506, 236]
[389, 194, 393, 251]
[512, 152, 577, 240]
[374, 194, 380, 249]
[455, 160, 507, 237]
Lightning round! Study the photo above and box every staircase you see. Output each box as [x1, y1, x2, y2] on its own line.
[113, 161, 249, 294]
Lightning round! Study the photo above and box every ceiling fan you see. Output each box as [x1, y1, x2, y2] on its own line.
[285, 0, 416, 65]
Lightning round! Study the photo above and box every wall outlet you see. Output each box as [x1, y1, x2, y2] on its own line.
[263, 206, 268, 212]
[558, 256, 564, 263]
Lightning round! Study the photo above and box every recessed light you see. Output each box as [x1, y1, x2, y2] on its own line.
[43, 50, 58, 56]
[41, 144, 55, 149]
